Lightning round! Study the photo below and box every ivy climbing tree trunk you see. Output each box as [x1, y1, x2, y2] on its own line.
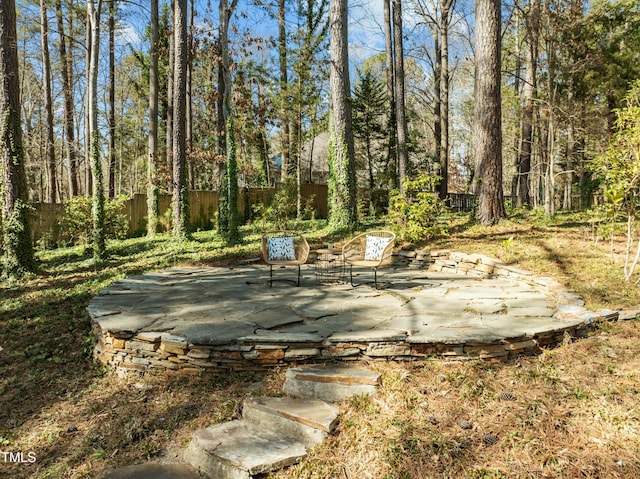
[217, 0, 240, 243]
[108, 0, 116, 198]
[1, 0, 35, 276]
[327, 0, 357, 230]
[87, 0, 105, 259]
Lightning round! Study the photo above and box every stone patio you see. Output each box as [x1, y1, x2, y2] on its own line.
[89, 250, 618, 376]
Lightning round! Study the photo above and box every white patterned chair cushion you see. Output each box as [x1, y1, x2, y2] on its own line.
[364, 235, 392, 261]
[267, 236, 296, 261]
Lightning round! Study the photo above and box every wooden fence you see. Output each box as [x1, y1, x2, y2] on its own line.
[28, 187, 485, 244]
[30, 184, 329, 242]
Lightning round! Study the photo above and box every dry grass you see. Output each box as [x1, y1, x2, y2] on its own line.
[1, 213, 640, 478]
[276, 326, 640, 478]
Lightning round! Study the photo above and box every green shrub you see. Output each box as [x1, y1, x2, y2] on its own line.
[263, 178, 297, 229]
[54, 195, 129, 246]
[388, 174, 447, 243]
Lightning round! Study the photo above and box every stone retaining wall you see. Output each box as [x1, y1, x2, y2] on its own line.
[92, 250, 617, 377]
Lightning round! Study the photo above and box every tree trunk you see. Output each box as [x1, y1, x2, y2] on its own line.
[1, 0, 35, 276]
[578, 102, 587, 209]
[147, 0, 159, 237]
[278, 0, 290, 181]
[328, 0, 357, 229]
[257, 82, 270, 186]
[510, 2, 521, 206]
[544, 114, 556, 218]
[392, 0, 408, 191]
[383, 0, 396, 185]
[40, 0, 57, 203]
[217, 0, 239, 242]
[166, 0, 174, 193]
[434, 35, 441, 181]
[87, 0, 105, 259]
[187, 0, 194, 190]
[564, 109, 575, 211]
[438, 0, 454, 200]
[55, 0, 78, 197]
[172, 0, 189, 239]
[473, 0, 505, 224]
[85, 6, 92, 196]
[108, 0, 116, 198]
[517, 0, 539, 208]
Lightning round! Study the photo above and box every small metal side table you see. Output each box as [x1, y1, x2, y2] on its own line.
[314, 248, 345, 285]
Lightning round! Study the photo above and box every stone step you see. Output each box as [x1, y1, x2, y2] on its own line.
[242, 396, 339, 447]
[183, 419, 306, 479]
[283, 364, 381, 402]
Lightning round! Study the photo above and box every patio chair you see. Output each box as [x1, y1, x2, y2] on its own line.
[342, 230, 396, 289]
[261, 231, 310, 287]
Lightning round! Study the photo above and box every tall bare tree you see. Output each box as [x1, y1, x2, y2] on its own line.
[172, 0, 189, 239]
[40, 0, 56, 203]
[327, 0, 357, 229]
[473, 0, 505, 224]
[147, 0, 159, 237]
[166, 0, 174, 193]
[186, 0, 194, 189]
[55, 0, 78, 197]
[438, 0, 455, 200]
[516, 0, 540, 208]
[416, 0, 456, 199]
[383, 0, 396, 183]
[278, 0, 291, 180]
[392, 0, 408, 191]
[1, 0, 35, 276]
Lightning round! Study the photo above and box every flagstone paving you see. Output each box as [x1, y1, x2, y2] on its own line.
[89, 251, 618, 376]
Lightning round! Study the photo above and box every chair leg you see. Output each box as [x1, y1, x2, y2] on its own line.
[296, 265, 301, 287]
[374, 268, 378, 289]
[350, 265, 355, 287]
[269, 264, 273, 287]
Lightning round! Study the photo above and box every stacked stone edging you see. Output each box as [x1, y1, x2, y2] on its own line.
[91, 250, 618, 377]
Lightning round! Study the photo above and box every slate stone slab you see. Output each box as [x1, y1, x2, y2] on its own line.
[242, 397, 338, 447]
[407, 326, 505, 345]
[251, 306, 304, 329]
[283, 364, 381, 402]
[184, 420, 306, 478]
[172, 321, 257, 346]
[326, 329, 407, 343]
[238, 330, 324, 344]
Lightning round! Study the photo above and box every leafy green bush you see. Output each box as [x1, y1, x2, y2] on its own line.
[588, 81, 640, 281]
[388, 174, 447, 243]
[53, 195, 129, 246]
[263, 178, 297, 229]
